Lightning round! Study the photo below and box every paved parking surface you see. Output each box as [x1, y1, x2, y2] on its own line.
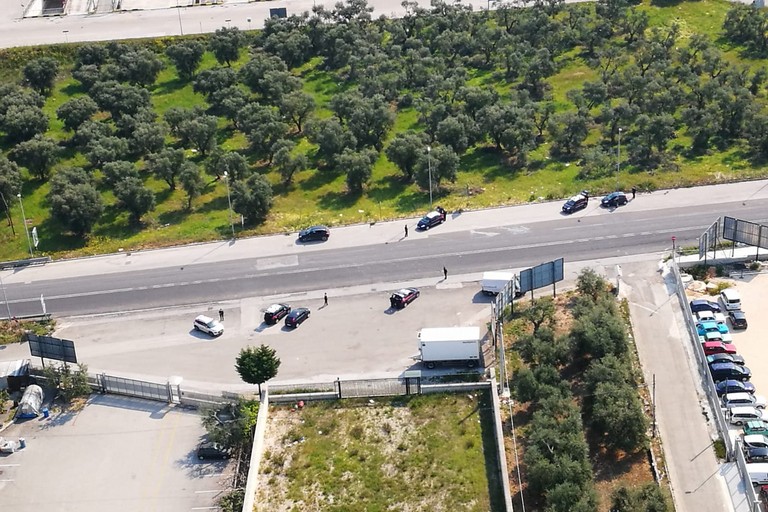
[0, 394, 232, 512]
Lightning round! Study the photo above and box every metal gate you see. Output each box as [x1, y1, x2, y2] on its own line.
[337, 377, 411, 398]
[99, 374, 173, 403]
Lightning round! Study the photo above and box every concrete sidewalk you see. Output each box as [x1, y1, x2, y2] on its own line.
[3, 178, 768, 285]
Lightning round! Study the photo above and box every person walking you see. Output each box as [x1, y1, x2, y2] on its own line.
[443, 267, 448, 280]
[218, 308, 224, 322]
[631, 186, 637, 200]
[404, 225, 408, 238]
[324, 293, 328, 306]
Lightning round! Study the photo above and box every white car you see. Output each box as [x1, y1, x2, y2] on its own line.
[723, 392, 767, 410]
[193, 315, 224, 336]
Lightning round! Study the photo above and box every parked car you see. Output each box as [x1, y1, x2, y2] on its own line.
[600, 191, 628, 208]
[417, 206, 447, 230]
[702, 341, 737, 356]
[744, 420, 768, 436]
[298, 225, 330, 242]
[746, 446, 768, 463]
[264, 303, 291, 325]
[562, 191, 589, 214]
[716, 379, 756, 396]
[285, 307, 310, 328]
[729, 310, 748, 330]
[720, 288, 742, 311]
[690, 299, 722, 314]
[197, 441, 230, 460]
[744, 434, 768, 450]
[722, 392, 767, 409]
[710, 362, 751, 382]
[389, 288, 420, 309]
[707, 353, 746, 367]
[193, 315, 224, 337]
[699, 330, 733, 343]
[729, 406, 763, 425]
[697, 321, 729, 336]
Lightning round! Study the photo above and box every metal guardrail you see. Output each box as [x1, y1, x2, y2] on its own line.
[0, 257, 50, 270]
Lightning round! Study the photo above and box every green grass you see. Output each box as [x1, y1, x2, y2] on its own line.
[1, 0, 766, 261]
[257, 392, 504, 512]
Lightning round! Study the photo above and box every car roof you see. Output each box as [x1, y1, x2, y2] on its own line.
[731, 406, 760, 415]
[731, 310, 746, 318]
[745, 434, 768, 443]
[195, 315, 214, 323]
[394, 288, 414, 294]
[425, 211, 441, 218]
[711, 362, 739, 369]
[724, 392, 753, 401]
[566, 194, 585, 202]
[721, 288, 740, 299]
[266, 303, 287, 313]
[290, 307, 309, 314]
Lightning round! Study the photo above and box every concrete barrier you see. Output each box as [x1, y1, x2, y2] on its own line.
[241, 387, 269, 512]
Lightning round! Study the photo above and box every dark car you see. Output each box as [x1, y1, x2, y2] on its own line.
[390, 288, 420, 309]
[264, 303, 291, 325]
[710, 362, 751, 382]
[417, 206, 447, 230]
[197, 441, 230, 460]
[729, 310, 748, 330]
[690, 299, 721, 314]
[285, 307, 310, 328]
[601, 191, 628, 208]
[716, 379, 756, 396]
[707, 353, 746, 366]
[298, 225, 330, 242]
[747, 446, 768, 463]
[562, 191, 589, 214]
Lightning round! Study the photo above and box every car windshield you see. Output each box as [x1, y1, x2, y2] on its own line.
[205, 320, 217, 328]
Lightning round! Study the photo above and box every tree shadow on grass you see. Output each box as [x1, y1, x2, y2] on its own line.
[158, 207, 192, 226]
[367, 174, 409, 204]
[197, 195, 230, 213]
[299, 168, 342, 191]
[60, 82, 86, 97]
[152, 77, 190, 97]
[317, 189, 359, 211]
[92, 204, 142, 240]
[37, 216, 87, 253]
[462, 146, 521, 183]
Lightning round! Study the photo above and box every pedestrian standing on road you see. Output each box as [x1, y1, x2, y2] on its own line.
[404, 225, 408, 238]
[219, 308, 224, 322]
[443, 267, 448, 280]
[631, 186, 637, 200]
[324, 293, 328, 306]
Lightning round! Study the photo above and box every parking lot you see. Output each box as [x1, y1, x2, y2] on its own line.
[0, 394, 232, 512]
[30, 282, 494, 390]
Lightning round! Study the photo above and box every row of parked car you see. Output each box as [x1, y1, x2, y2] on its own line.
[561, 190, 630, 214]
[690, 291, 768, 463]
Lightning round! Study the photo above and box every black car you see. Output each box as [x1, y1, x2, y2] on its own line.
[690, 299, 721, 314]
[417, 206, 447, 230]
[710, 362, 751, 382]
[264, 303, 291, 325]
[562, 191, 589, 214]
[197, 441, 230, 460]
[298, 225, 330, 242]
[707, 353, 746, 367]
[729, 310, 748, 330]
[285, 307, 310, 328]
[390, 288, 420, 309]
[601, 191, 628, 208]
[747, 446, 768, 463]
[716, 379, 756, 396]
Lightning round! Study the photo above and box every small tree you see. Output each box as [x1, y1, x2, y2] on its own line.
[114, 177, 156, 223]
[230, 173, 274, 225]
[10, 135, 60, 181]
[101, 160, 139, 187]
[272, 140, 308, 185]
[279, 90, 316, 133]
[166, 41, 205, 81]
[42, 362, 92, 402]
[57, 96, 99, 134]
[48, 167, 104, 236]
[23, 57, 59, 96]
[209, 27, 245, 66]
[0, 156, 22, 211]
[2, 104, 49, 143]
[145, 148, 185, 190]
[179, 162, 205, 209]
[235, 344, 281, 395]
[385, 131, 426, 182]
[338, 148, 377, 193]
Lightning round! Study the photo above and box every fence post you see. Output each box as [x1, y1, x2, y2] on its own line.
[335, 377, 342, 399]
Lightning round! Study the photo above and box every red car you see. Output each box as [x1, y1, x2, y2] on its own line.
[702, 341, 737, 356]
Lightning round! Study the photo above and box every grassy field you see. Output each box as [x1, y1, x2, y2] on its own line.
[0, 0, 765, 261]
[256, 393, 504, 512]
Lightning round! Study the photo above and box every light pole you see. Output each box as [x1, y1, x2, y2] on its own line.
[0, 273, 11, 320]
[616, 127, 622, 191]
[427, 146, 433, 208]
[17, 193, 33, 258]
[176, 0, 183, 35]
[222, 172, 235, 238]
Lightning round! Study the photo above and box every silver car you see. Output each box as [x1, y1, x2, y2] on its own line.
[193, 315, 224, 336]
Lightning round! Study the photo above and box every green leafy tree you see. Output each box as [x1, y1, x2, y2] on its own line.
[2, 104, 48, 143]
[611, 483, 669, 512]
[207, 150, 250, 181]
[23, 57, 59, 96]
[85, 136, 130, 168]
[235, 344, 281, 395]
[166, 41, 205, 80]
[192, 67, 238, 98]
[75, 44, 108, 68]
[306, 117, 357, 167]
[230, 173, 274, 225]
[436, 115, 470, 155]
[89, 81, 151, 120]
[0, 156, 22, 212]
[549, 111, 590, 158]
[179, 162, 205, 209]
[570, 304, 628, 359]
[48, 167, 104, 236]
[164, 105, 205, 136]
[209, 26, 245, 66]
[385, 131, 426, 182]
[178, 115, 218, 156]
[239, 105, 289, 163]
[577, 268, 609, 300]
[521, 297, 556, 335]
[272, 140, 308, 185]
[145, 148, 185, 190]
[41, 362, 92, 402]
[10, 135, 60, 180]
[101, 160, 139, 187]
[114, 176, 156, 223]
[72, 64, 101, 91]
[279, 91, 316, 133]
[131, 121, 167, 157]
[413, 145, 458, 191]
[239, 52, 289, 95]
[117, 48, 165, 87]
[591, 381, 649, 452]
[338, 148, 377, 193]
[56, 96, 98, 134]
[577, 146, 614, 180]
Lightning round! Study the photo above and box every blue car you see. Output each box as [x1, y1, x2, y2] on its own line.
[697, 321, 729, 336]
[716, 379, 756, 396]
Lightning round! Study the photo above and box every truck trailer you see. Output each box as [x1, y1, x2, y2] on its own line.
[418, 326, 482, 369]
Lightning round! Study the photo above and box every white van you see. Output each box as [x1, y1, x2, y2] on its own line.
[720, 288, 742, 311]
[730, 406, 763, 425]
[747, 463, 768, 485]
[744, 434, 768, 449]
[723, 393, 767, 409]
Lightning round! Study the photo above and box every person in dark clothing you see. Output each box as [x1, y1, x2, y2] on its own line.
[219, 308, 224, 321]
[324, 293, 328, 306]
[631, 186, 637, 200]
[404, 225, 408, 238]
[443, 267, 448, 280]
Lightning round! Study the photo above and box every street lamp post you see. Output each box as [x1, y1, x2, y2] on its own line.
[222, 172, 235, 239]
[616, 127, 622, 191]
[176, 0, 184, 35]
[427, 146, 433, 208]
[17, 193, 33, 258]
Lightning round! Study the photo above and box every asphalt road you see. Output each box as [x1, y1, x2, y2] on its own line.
[3, 189, 768, 318]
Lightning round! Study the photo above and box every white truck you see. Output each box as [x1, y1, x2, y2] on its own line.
[418, 326, 482, 369]
[481, 271, 520, 296]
